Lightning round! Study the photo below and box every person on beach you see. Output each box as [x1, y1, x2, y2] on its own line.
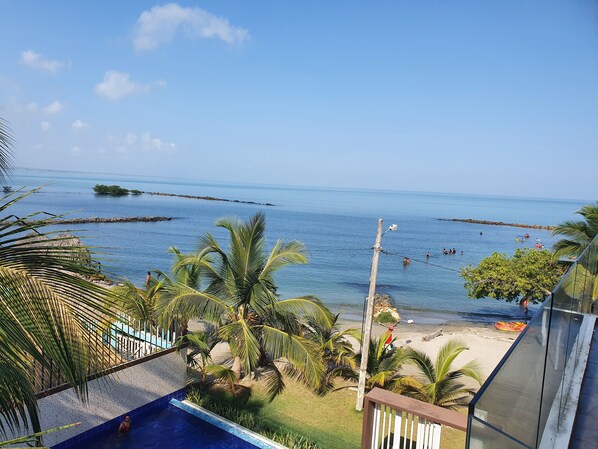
[119, 415, 131, 433]
[145, 271, 151, 286]
[384, 325, 395, 350]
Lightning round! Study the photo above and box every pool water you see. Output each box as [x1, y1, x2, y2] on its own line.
[62, 404, 262, 449]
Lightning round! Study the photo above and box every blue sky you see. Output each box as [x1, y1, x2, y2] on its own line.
[1, 1, 596, 200]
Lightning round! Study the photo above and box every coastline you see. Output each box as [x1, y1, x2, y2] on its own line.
[337, 317, 516, 381]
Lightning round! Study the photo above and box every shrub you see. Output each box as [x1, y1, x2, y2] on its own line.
[130, 189, 143, 195]
[187, 389, 320, 448]
[93, 184, 129, 196]
[375, 311, 396, 324]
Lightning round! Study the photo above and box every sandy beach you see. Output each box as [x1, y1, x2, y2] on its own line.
[350, 320, 517, 380]
[191, 318, 518, 383]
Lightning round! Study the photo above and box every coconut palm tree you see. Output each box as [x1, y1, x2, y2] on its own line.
[113, 278, 164, 325]
[363, 335, 413, 392]
[0, 118, 115, 437]
[402, 339, 482, 410]
[552, 202, 598, 259]
[161, 213, 333, 400]
[304, 313, 361, 395]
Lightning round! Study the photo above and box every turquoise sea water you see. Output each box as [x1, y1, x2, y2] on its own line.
[8, 168, 587, 324]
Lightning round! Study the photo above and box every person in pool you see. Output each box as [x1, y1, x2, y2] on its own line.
[119, 415, 131, 433]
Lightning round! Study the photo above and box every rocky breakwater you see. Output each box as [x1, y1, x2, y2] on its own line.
[144, 191, 275, 207]
[38, 216, 175, 225]
[439, 218, 555, 230]
[373, 294, 401, 324]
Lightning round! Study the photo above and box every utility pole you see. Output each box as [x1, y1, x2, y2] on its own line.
[356, 218, 384, 411]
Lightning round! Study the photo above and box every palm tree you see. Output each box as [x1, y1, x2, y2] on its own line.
[178, 331, 251, 404]
[552, 202, 598, 259]
[0, 117, 116, 437]
[161, 213, 333, 400]
[304, 313, 361, 395]
[114, 278, 164, 325]
[364, 335, 413, 392]
[402, 339, 482, 410]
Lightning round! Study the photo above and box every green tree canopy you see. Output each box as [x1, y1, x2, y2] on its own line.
[460, 248, 564, 304]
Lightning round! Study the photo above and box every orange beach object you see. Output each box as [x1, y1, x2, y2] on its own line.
[495, 321, 527, 332]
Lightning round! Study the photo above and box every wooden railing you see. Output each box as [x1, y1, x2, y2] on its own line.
[361, 388, 467, 449]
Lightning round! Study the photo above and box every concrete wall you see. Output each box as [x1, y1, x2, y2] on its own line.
[8, 349, 186, 447]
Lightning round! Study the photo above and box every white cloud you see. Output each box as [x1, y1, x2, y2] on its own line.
[141, 132, 176, 152]
[124, 132, 137, 146]
[133, 3, 248, 50]
[20, 50, 65, 73]
[71, 146, 81, 155]
[26, 102, 39, 112]
[42, 101, 64, 115]
[120, 131, 175, 154]
[41, 121, 51, 131]
[72, 119, 89, 129]
[94, 71, 164, 101]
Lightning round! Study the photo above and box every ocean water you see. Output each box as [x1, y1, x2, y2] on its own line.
[7, 168, 587, 324]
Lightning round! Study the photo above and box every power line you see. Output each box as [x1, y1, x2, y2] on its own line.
[381, 250, 463, 273]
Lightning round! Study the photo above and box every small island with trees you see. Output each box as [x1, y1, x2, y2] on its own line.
[93, 184, 142, 196]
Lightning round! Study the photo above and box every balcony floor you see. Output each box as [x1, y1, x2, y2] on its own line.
[569, 322, 598, 449]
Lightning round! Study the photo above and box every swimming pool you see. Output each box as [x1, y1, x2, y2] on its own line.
[54, 400, 281, 449]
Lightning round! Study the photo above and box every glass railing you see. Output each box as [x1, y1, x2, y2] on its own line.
[467, 235, 598, 449]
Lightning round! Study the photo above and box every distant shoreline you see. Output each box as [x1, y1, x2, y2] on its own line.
[439, 218, 555, 231]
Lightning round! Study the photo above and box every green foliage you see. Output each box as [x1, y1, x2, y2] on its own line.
[0, 422, 80, 448]
[0, 117, 117, 438]
[93, 184, 130, 195]
[460, 248, 564, 304]
[403, 339, 482, 410]
[0, 190, 118, 437]
[130, 189, 143, 195]
[261, 429, 321, 449]
[187, 390, 321, 449]
[304, 313, 360, 395]
[552, 201, 598, 259]
[374, 311, 395, 324]
[363, 335, 413, 392]
[160, 213, 333, 400]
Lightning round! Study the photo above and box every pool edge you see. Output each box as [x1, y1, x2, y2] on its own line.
[170, 399, 287, 449]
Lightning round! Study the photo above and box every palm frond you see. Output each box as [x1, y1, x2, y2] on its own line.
[160, 283, 229, 325]
[261, 363, 285, 401]
[261, 240, 308, 278]
[271, 296, 333, 329]
[218, 319, 261, 376]
[260, 325, 324, 390]
[434, 340, 469, 381]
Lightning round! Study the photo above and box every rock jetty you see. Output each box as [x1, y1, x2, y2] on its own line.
[439, 218, 555, 231]
[34, 216, 174, 225]
[373, 294, 401, 324]
[144, 191, 274, 207]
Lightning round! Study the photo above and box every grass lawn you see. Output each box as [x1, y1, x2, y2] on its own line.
[199, 378, 467, 449]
